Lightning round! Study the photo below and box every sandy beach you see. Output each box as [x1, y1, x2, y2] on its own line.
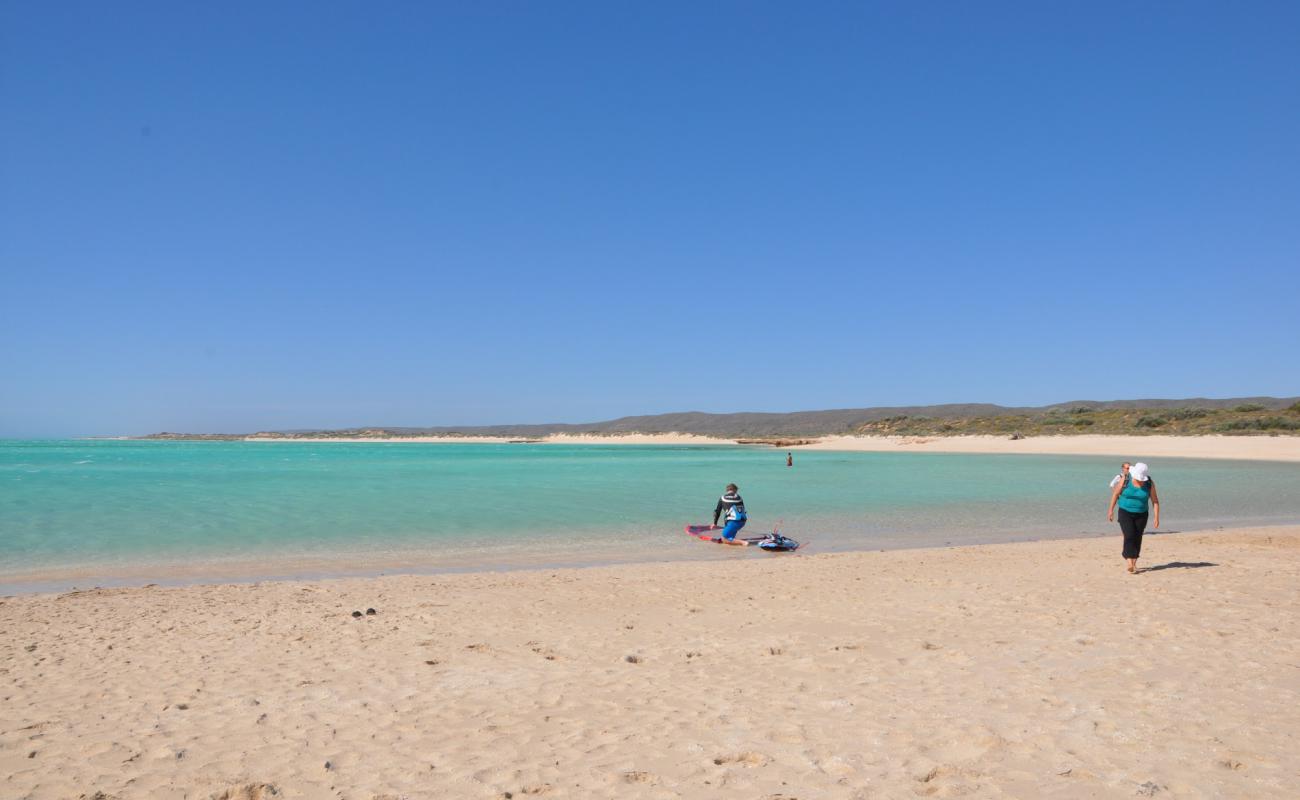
[245, 434, 733, 446]
[241, 433, 1300, 463]
[3, 525, 1297, 799]
[792, 434, 1300, 462]
[9, 1, 1298, 797]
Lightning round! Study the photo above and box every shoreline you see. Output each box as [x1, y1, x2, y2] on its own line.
[224, 432, 1300, 461]
[3, 518, 1292, 598]
[794, 433, 1300, 461]
[4, 524, 1297, 797]
[240, 432, 735, 446]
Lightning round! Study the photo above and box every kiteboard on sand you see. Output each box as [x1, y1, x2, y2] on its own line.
[684, 524, 801, 552]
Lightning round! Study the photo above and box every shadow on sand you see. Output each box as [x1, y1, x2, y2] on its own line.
[1138, 561, 1218, 573]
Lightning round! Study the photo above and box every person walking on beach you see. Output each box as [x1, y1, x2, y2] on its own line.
[712, 484, 749, 546]
[1108, 461, 1160, 574]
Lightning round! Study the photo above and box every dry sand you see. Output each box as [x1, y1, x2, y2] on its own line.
[243, 434, 731, 446]
[242, 433, 1300, 463]
[3, 526, 1298, 799]
[793, 434, 1300, 462]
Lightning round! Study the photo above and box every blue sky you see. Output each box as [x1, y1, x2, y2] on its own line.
[3, 2, 1298, 437]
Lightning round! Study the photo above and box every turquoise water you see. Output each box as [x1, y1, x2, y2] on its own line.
[3, 439, 1300, 589]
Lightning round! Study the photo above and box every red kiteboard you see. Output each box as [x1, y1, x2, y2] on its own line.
[685, 523, 722, 541]
[684, 522, 803, 551]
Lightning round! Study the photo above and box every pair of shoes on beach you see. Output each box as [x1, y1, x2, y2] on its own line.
[350, 608, 377, 618]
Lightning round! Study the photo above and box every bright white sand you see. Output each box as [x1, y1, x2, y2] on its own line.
[242, 433, 1300, 462]
[244, 434, 732, 446]
[245, 436, 527, 444]
[793, 434, 1300, 462]
[542, 433, 736, 446]
[3, 526, 1297, 798]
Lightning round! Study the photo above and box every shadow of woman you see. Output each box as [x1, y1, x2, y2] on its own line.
[1138, 561, 1218, 573]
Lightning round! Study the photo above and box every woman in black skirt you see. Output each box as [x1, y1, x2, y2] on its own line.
[1107, 461, 1161, 574]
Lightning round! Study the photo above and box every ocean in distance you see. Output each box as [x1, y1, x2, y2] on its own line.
[3, 439, 1300, 592]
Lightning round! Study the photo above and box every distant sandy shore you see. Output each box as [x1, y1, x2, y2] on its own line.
[794, 433, 1300, 461]
[245, 432, 1300, 461]
[246, 433, 731, 446]
[4, 525, 1297, 798]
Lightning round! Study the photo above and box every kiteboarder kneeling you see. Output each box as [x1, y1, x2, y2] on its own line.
[712, 484, 749, 546]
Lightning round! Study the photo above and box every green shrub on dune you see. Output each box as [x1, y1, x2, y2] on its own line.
[1214, 417, 1300, 432]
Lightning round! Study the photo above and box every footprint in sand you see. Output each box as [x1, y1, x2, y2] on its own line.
[501, 785, 553, 798]
[207, 783, 280, 800]
[622, 771, 657, 784]
[713, 751, 770, 767]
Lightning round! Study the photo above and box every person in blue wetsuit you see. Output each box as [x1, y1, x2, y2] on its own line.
[1107, 461, 1161, 574]
[711, 484, 749, 546]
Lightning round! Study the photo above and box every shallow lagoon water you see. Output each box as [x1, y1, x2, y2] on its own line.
[3, 439, 1299, 591]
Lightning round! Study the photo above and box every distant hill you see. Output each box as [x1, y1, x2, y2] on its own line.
[139, 396, 1300, 440]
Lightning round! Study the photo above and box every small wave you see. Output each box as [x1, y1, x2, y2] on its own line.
[75, 460, 94, 464]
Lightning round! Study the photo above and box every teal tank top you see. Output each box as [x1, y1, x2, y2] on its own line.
[1118, 481, 1151, 514]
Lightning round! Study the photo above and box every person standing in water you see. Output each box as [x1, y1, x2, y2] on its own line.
[711, 483, 749, 546]
[1107, 461, 1160, 573]
[786, 452, 793, 467]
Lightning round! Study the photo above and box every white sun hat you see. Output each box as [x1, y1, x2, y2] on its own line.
[1130, 462, 1150, 482]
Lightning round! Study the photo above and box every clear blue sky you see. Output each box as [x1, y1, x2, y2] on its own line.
[3, 2, 1298, 437]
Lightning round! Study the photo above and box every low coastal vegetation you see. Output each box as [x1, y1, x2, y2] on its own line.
[139, 398, 1300, 441]
[854, 402, 1300, 437]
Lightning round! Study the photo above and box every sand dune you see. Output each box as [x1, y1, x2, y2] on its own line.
[3, 526, 1298, 798]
